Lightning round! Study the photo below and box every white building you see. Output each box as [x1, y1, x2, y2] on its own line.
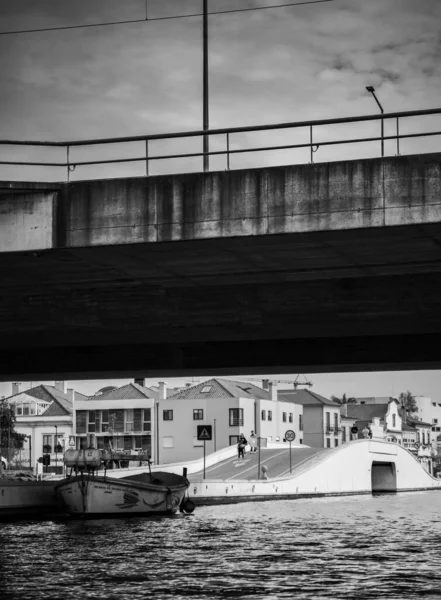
[5, 381, 84, 473]
[413, 396, 441, 438]
[157, 378, 303, 464]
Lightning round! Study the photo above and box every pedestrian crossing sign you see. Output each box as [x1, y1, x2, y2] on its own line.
[197, 425, 212, 441]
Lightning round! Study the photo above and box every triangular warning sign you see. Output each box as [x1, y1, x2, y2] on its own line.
[197, 425, 212, 440]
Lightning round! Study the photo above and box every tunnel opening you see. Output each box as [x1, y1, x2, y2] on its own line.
[371, 461, 397, 494]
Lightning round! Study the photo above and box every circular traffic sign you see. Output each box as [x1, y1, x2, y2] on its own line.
[285, 430, 296, 442]
[351, 426, 358, 434]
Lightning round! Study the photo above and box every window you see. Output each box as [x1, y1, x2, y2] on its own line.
[126, 409, 134, 432]
[42, 435, 52, 453]
[392, 414, 396, 428]
[433, 419, 438, 424]
[88, 410, 96, 433]
[16, 405, 23, 415]
[30, 404, 36, 415]
[229, 408, 244, 426]
[289, 413, 293, 423]
[101, 410, 109, 432]
[325, 412, 331, 433]
[23, 404, 29, 416]
[334, 413, 339, 432]
[163, 437, 174, 448]
[299, 439, 303, 444]
[193, 409, 204, 420]
[326, 438, 331, 448]
[268, 411, 272, 422]
[433, 403, 436, 407]
[335, 439, 339, 447]
[299, 414, 303, 431]
[143, 409, 151, 432]
[261, 410, 266, 421]
[282, 412, 287, 422]
[54, 434, 64, 453]
[201, 386, 212, 393]
[163, 410, 173, 421]
[342, 427, 346, 443]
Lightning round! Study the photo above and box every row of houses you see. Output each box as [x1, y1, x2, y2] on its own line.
[2, 379, 440, 474]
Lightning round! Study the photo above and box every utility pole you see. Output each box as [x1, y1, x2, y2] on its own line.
[203, 0, 209, 172]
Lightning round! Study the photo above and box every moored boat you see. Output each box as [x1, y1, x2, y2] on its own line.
[54, 449, 191, 518]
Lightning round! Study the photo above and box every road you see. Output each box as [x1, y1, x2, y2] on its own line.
[190, 447, 327, 482]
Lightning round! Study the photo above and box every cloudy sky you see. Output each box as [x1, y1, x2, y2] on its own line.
[0, 0, 440, 178]
[1, 0, 441, 399]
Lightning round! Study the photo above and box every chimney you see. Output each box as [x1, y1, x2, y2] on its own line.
[54, 381, 67, 394]
[134, 378, 146, 387]
[158, 382, 167, 400]
[12, 382, 22, 395]
[262, 379, 270, 391]
[67, 388, 75, 402]
[268, 382, 277, 401]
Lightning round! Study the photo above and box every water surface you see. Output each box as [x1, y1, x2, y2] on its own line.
[1, 492, 441, 599]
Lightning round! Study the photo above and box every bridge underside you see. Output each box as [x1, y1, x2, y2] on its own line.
[2, 222, 441, 380]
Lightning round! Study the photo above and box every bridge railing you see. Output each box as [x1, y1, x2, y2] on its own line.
[1, 108, 441, 182]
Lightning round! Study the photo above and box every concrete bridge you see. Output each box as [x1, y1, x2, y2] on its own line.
[1, 151, 441, 380]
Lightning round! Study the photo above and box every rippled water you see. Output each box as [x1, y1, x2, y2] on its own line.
[1, 492, 441, 599]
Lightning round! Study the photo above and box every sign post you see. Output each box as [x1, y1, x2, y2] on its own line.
[285, 430, 296, 473]
[197, 425, 212, 479]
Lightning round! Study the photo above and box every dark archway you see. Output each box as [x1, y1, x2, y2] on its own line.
[372, 461, 397, 493]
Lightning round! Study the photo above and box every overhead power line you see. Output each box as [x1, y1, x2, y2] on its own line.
[0, 0, 333, 36]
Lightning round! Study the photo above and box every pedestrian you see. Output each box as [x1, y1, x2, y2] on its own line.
[362, 426, 370, 439]
[237, 433, 248, 459]
[249, 430, 258, 453]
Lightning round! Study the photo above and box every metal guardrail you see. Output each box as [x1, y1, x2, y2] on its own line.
[1, 108, 441, 181]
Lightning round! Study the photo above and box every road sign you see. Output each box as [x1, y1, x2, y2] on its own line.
[351, 426, 358, 434]
[197, 425, 212, 441]
[285, 430, 296, 442]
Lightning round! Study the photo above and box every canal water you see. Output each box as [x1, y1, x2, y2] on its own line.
[1, 491, 441, 600]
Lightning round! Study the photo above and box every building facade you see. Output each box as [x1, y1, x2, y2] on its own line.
[74, 383, 157, 460]
[157, 378, 304, 463]
[5, 381, 83, 473]
[277, 389, 341, 448]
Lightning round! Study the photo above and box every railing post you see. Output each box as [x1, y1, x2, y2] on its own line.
[381, 115, 384, 157]
[310, 125, 313, 163]
[396, 117, 400, 156]
[226, 132, 230, 170]
[67, 145, 70, 182]
[145, 139, 149, 176]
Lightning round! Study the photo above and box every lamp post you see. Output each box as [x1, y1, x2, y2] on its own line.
[366, 86, 384, 157]
[203, 0, 209, 172]
[213, 418, 217, 452]
[54, 425, 58, 475]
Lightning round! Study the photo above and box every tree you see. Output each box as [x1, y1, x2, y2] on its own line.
[0, 400, 27, 463]
[331, 393, 356, 405]
[398, 391, 418, 418]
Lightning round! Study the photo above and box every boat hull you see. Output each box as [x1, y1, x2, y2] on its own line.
[55, 472, 189, 518]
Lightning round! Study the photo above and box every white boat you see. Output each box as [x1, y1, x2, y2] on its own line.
[54, 449, 191, 518]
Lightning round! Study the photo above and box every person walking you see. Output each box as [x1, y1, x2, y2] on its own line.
[249, 430, 258, 453]
[237, 433, 248, 459]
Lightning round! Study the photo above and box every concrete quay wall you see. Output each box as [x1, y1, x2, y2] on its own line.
[1, 152, 441, 252]
[189, 440, 441, 505]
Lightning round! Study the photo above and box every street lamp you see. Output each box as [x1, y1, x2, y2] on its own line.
[54, 425, 58, 475]
[366, 86, 384, 157]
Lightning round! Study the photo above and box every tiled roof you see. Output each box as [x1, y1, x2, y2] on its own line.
[89, 382, 156, 401]
[26, 385, 85, 416]
[277, 388, 338, 406]
[168, 378, 270, 400]
[344, 403, 389, 421]
[407, 418, 432, 428]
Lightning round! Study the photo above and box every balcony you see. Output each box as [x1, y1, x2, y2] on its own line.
[229, 418, 244, 426]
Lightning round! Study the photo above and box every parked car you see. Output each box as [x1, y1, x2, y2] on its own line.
[1, 456, 8, 470]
